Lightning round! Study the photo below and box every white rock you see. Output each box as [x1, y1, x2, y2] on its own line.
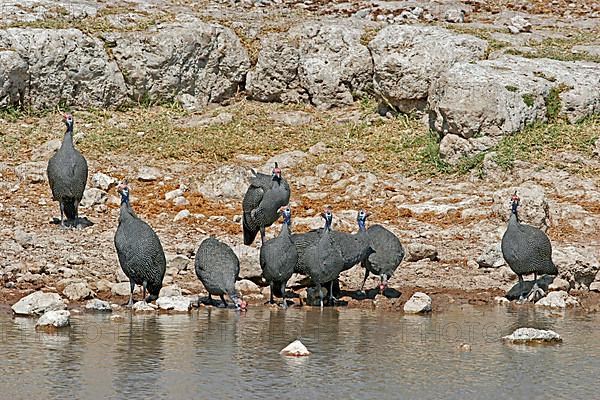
[165, 188, 184, 201]
[14, 161, 46, 183]
[85, 299, 111, 312]
[174, 209, 191, 222]
[63, 282, 93, 301]
[159, 285, 183, 297]
[492, 184, 549, 229]
[494, 296, 510, 305]
[235, 279, 261, 294]
[589, 282, 600, 292]
[114, 267, 129, 283]
[91, 172, 118, 191]
[308, 141, 329, 155]
[31, 139, 61, 161]
[263, 150, 307, 171]
[280, 340, 310, 356]
[156, 296, 191, 312]
[132, 301, 157, 312]
[168, 255, 190, 271]
[535, 290, 579, 308]
[195, 165, 249, 200]
[14, 229, 35, 248]
[173, 196, 189, 206]
[477, 244, 505, 268]
[80, 188, 108, 208]
[548, 277, 570, 292]
[405, 243, 438, 262]
[12, 291, 66, 316]
[403, 292, 432, 313]
[111, 282, 138, 297]
[444, 9, 465, 23]
[502, 328, 562, 344]
[137, 166, 161, 182]
[509, 16, 532, 33]
[36, 310, 70, 329]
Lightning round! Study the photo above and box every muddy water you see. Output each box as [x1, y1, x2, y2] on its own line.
[0, 305, 597, 399]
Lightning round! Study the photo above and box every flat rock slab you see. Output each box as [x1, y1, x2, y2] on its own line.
[85, 299, 112, 312]
[502, 328, 562, 344]
[156, 296, 192, 312]
[12, 291, 66, 316]
[280, 340, 310, 356]
[403, 292, 432, 313]
[36, 310, 70, 330]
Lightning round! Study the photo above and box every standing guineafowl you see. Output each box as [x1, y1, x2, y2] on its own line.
[242, 163, 291, 245]
[114, 181, 166, 305]
[195, 237, 247, 310]
[360, 222, 404, 294]
[260, 206, 297, 308]
[46, 113, 88, 227]
[301, 209, 345, 308]
[501, 192, 558, 302]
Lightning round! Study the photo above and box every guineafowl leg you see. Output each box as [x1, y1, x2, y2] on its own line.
[73, 199, 80, 227]
[260, 227, 266, 245]
[281, 282, 287, 309]
[359, 269, 369, 294]
[516, 275, 525, 303]
[142, 281, 147, 303]
[328, 281, 338, 305]
[127, 279, 135, 307]
[317, 284, 324, 309]
[220, 294, 228, 308]
[59, 202, 66, 228]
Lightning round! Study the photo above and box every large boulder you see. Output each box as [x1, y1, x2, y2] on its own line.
[428, 56, 600, 138]
[368, 25, 487, 112]
[247, 20, 373, 109]
[0, 28, 127, 109]
[194, 165, 250, 200]
[0, 50, 28, 107]
[554, 246, 600, 290]
[107, 21, 249, 107]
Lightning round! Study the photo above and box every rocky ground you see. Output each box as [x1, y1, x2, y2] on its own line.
[0, 0, 599, 313]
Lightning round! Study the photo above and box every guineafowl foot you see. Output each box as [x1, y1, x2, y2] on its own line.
[526, 284, 545, 303]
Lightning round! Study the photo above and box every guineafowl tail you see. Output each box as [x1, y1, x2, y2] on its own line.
[242, 216, 258, 246]
[63, 199, 77, 220]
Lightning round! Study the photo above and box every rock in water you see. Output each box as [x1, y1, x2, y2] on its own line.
[156, 296, 192, 312]
[63, 282, 93, 301]
[85, 299, 112, 312]
[36, 310, 71, 330]
[535, 291, 579, 308]
[12, 291, 66, 316]
[132, 301, 157, 313]
[502, 328, 562, 344]
[403, 292, 432, 313]
[280, 340, 310, 357]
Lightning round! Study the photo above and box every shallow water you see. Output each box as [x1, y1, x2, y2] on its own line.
[0, 305, 597, 399]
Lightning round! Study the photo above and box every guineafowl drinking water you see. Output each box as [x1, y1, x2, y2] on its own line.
[114, 181, 166, 305]
[360, 221, 405, 294]
[501, 192, 558, 302]
[301, 208, 345, 308]
[242, 163, 291, 245]
[46, 114, 88, 227]
[260, 206, 298, 308]
[195, 237, 248, 310]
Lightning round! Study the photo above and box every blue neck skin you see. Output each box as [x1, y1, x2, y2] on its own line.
[357, 218, 366, 231]
[511, 201, 519, 215]
[120, 192, 130, 205]
[283, 213, 291, 225]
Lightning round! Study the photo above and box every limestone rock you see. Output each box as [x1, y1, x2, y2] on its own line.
[137, 166, 161, 182]
[195, 165, 249, 200]
[247, 20, 372, 109]
[280, 340, 310, 356]
[12, 291, 66, 316]
[159, 285, 183, 297]
[492, 183, 549, 229]
[429, 56, 600, 138]
[63, 282, 93, 301]
[132, 301, 157, 313]
[14, 161, 46, 183]
[85, 299, 111, 312]
[477, 243, 505, 268]
[107, 20, 249, 106]
[535, 290, 579, 308]
[403, 292, 432, 313]
[156, 296, 191, 312]
[0, 50, 28, 108]
[263, 150, 307, 171]
[0, 28, 127, 109]
[80, 188, 107, 208]
[31, 139, 61, 161]
[405, 243, 438, 262]
[111, 282, 139, 297]
[548, 277, 570, 292]
[369, 25, 487, 112]
[235, 279, 261, 294]
[91, 172, 117, 191]
[36, 310, 70, 330]
[502, 328, 562, 344]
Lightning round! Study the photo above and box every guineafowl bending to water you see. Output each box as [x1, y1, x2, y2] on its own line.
[47, 114, 88, 227]
[195, 237, 247, 310]
[301, 209, 345, 308]
[114, 181, 166, 305]
[501, 192, 558, 302]
[360, 223, 404, 294]
[260, 207, 297, 308]
[242, 163, 291, 245]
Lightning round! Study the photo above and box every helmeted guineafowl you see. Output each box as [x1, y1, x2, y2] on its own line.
[300, 208, 345, 308]
[242, 163, 291, 245]
[195, 237, 247, 310]
[501, 192, 558, 302]
[46, 113, 88, 227]
[360, 222, 404, 294]
[114, 181, 166, 305]
[260, 206, 298, 308]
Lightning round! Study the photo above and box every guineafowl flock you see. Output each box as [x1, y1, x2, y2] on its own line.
[47, 114, 559, 310]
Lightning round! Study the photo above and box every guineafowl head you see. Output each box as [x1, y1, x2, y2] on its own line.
[117, 181, 130, 205]
[321, 208, 333, 229]
[63, 113, 74, 132]
[281, 206, 292, 225]
[357, 209, 369, 230]
[271, 162, 282, 181]
[510, 192, 520, 214]
[230, 292, 248, 311]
